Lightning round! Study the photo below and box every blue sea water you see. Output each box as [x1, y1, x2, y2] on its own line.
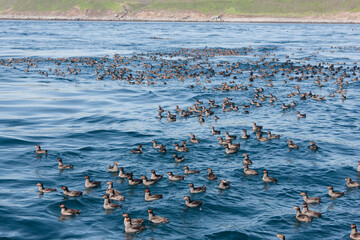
[0, 21, 359, 240]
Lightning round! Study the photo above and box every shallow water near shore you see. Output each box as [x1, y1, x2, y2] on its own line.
[0, 21, 359, 240]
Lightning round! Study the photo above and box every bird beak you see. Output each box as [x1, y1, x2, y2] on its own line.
[148, 210, 152, 213]
[103, 195, 107, 198]
[106, 182, 111, 184]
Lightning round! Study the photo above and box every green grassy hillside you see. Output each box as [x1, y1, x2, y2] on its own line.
[0, 0, 360, 16]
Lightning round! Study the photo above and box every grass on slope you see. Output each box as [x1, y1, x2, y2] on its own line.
[0, 0, 360, 15]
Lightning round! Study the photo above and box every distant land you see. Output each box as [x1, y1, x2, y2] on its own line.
[1, 0, 360, 23]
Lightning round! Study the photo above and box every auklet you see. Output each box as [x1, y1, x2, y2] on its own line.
[124, 217, 145, 233]
[267, 131, 280, 139]
[225, 131, 237, 140]
[218, 137, 230, 145]
[302, 203, 321, 218]
[158, 145, 166, 152]
[252, 122, 262, 132]
[122, 213, 144, 226]
[287, 140, 299, 149]
[108, 161, 119, 172]
[207, 168, 217, 180]
[85, 176, 101, 188]
[225, 145, 238, 154]
[152, 140, 161, 148]
[37, 182, 56, 193]
[106, 181, 121, 195]
[103, 195, 122, 209]
[350, 224, 360, 240]
[151, 169, 163, 180]
[145, 189, 163, 201]
[119, 167, 133, 178]
[301, 192, 321, 204]
[241, 130, 250, 139]
[218, 179, 230, 189]
[184, 166, 200, 174]
[357, 162, 360, 172]
[190, 133, 200, 143]
[309, 141, 318, 151]
[211, 126, 221, 135]
[148, 209, 169, 223]
[328, 186, 344, 198]
[130, 145, 143, 154]
[173, 153, 185, 162]
[174, 143, 189, 152]
[188, 183, 206, 193]
[262, 170, 278, 183]
[297, 111, 306, 118]
[35, 145, 47, 154]
[127, 176, 142, 185]
[184, 196, 203, 208]
[61, 186, 82, 197]
[141, 176, 157, 186]
[60, 204, 80, 216]
[168, 172, 185, 181]
[243, 153, 253, 165]
[106, 189, 125, 201]
[294, 206, 312, 222]
[345, 177, 360, 188]
[277, 233, 285, 240]
[243, 165, 258, 175]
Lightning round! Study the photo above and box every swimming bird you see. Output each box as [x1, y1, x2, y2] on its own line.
[130, 145, 143, 154]
[309, 141, 318, 151]
[119, 167, 133, 178]
[158, 145, 166, 152]
[207, 168, 217, 180]
[225, 145, 238, 154]
[277, 233, 285, 240]
[188, 183, 206, 193]
[60, 204, 80, 216]
[184, 196, 203, 208]
[173, 153, 185, 162]
[211, 126, 221, 135]
[218, 179, 230, 189]
[60, 185, 82, 197]
[282, 103, 291, 110]
[152, 140, 161, 148]
[267, 131, 280, 139]
[357, 162, 360, 172]
[328, 186, 344, 198]
[122, 213, 144, 227]
[142, 176, 157, 186]
[300, 192, 321, 204]
[37, 182, 56, 193]
[174, 143, 189, 152]
[127, 176, 142, 185]
[262, 170, 278, 183]
[350, 224, 360, 240]
[158, 106, 164, 113]
[345, 177, 360, 188]
[302, 203, 321, 218]
[218, 137, 230, 145]
[106, 189, 125, 201]
[150, 169, 163, 180]
[241, 130, 250, 139]
[35, 145, 47, 154]
[227, 141, 240, 149]
[145, 189, 163, 201]
[108, 161, 119, 172]
[190, 133, 200, 143]
[184, 166, 200, 174]
[256, 132, 268, 142]
[294, 206, 312, 222]
[85, 176, 101, 188]
[297, 111, 306, 118]
[252, 123, 262, 132]
[124, 217, 146, 233]
[214, 115, 219, 120]
[287, 140, 299, 149]
[243, 165, 258, 175]
[148, 209, 169, 223]
[103, 195, 122, 209]
[225, 131, 236, 140]
[168, 172, 185, 181]
[243, 153, 253, 165]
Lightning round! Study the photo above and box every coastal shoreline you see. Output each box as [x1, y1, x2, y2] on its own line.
[1, 12, 360, 24]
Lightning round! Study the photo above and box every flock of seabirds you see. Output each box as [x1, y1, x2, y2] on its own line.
[3, 46, 360, 239]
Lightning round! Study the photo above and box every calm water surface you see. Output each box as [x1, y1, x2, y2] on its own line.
[0, 21, 359, 240]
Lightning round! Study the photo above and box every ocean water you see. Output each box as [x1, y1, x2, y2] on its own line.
[0, 21, 359, 240]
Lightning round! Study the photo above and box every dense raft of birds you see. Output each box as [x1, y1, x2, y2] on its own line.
[3, 46, 360, 239]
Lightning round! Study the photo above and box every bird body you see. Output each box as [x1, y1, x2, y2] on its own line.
[108, 161, 118, 172]
[294, 206, 312, 222]
[262, 170, 278, 183]
[148, 209, 168, 223]
[345, 177, 360, 188]
[85, 176, 101, 188]
[37, 182, 56, 193]
[328, 186, 344, 198]
[145, 189, 163, 201]
[219, 179, 230, 189]
[302, 203, 321, 218]
[103, 195, 122, 209]
[188, 183, 206, 193]
[301, 192, 321, 204]
[60, 204, 80, 216]
[184, 196, 203, 208]
[61, 186, 82, 197]
[168, 172, 185, 181]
